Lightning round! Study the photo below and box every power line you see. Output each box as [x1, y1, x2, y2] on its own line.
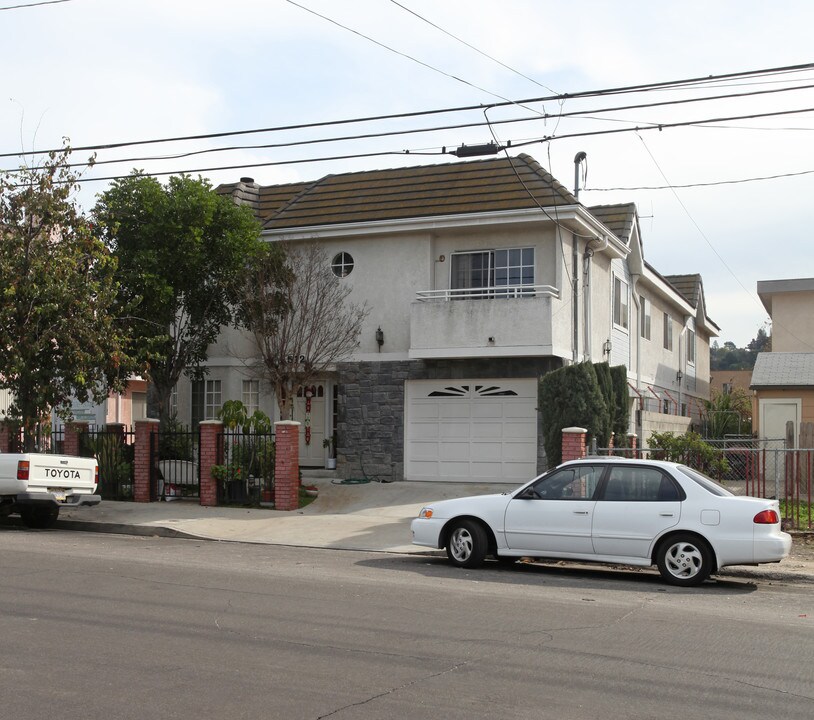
[587, 168, 814, 192]
[24, 80, 814, 174]
[4, 61, 814, 160]
[0, 0, 72, 9]
[14, 104, 814, 186]
[388, 0, 558, 95]
[511, 105, 814, 148]
[284, 0, 543, 117]
[635, 133, 814, 352]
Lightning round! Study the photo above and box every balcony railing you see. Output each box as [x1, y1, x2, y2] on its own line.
[415, 284, 560, 301]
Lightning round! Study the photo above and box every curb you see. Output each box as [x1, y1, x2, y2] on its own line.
[54, 519, 205, 541]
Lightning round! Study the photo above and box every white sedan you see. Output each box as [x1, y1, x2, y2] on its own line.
[411, 458, 792, 586]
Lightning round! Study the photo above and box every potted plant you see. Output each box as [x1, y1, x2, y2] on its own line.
[323, 434, 337, 470]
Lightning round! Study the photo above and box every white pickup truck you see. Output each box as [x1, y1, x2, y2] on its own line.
[0, 453, 101, 529]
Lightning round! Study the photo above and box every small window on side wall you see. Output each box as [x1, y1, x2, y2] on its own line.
[331, 252, 354, 277]
[613, 275, 629, 330]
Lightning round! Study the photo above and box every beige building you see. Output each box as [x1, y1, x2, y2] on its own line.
[179, 154, 718, 481]
[753, 278, 814, 444]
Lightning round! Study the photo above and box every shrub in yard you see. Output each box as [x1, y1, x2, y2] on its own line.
[540, 361, 608, 466]
[648, 430, 729, 479]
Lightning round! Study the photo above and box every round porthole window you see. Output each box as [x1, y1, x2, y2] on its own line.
[331, 252, 354, 277]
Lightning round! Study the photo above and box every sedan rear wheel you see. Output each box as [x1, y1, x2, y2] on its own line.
[446, 520, 487, 569]
[657, 535, 712, 586]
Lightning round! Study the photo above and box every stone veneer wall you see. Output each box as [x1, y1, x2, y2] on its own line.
[336, 357, 562, 482]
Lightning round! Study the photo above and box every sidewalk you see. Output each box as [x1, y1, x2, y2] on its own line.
[16, 478, 814, 584]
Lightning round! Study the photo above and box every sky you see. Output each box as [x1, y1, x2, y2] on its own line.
[4, 0, 814, 347]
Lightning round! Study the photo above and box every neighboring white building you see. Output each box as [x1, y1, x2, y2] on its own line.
[170, 154, 717, 482]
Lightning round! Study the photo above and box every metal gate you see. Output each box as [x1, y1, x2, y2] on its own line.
[150, 427, 201, 501]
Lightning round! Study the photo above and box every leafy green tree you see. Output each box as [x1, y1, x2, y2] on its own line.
[0, 147, 126, 449]
[702, 387, 752, 438]
[539, 362, 608, 466]
[93, 173, 265, 423]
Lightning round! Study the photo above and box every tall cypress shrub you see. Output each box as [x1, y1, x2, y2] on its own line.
[610, 365, 631, 446]
[539, 362, 608, 466]
[593, 362, 614, 447]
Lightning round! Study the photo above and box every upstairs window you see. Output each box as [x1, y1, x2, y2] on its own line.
[451, 248, 534, 298]
[613, 275, 629, 330]
[687, 326, 696, 365]
[331, 252, 354, 277]
[663, 313, 674, 351]
[640, 295, 651, 340]
[191, 379, 222, 427]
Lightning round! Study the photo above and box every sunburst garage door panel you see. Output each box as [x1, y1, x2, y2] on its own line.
[405, 379, 537, 482]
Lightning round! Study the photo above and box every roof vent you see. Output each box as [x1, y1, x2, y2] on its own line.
[239, 176, 255, 184]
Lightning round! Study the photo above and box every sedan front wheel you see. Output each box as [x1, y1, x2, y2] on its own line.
[446, 520, 487, 569]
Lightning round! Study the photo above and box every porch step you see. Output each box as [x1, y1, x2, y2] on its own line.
[301, 468, 337, 480]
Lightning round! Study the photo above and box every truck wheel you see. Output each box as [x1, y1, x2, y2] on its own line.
[20, 506, 60, 530]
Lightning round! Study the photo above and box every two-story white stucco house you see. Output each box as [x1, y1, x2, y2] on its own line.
[171, 153, 718, 482]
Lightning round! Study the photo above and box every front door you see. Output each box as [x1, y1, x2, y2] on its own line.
[293, 383, 326, 466]
[503, 465, 603, 555]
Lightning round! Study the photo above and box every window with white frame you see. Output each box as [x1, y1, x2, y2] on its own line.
[191, 379, 222, 426]
[331, 252, 354, 277]
[169, 385, 178, 418]
[663, 313, 673, 351]
[640, 295, 651, 340]
[613, 275, 629, 330]
[687, 326, 696, 365]
[450, 248, 534, 297]
[242, 379, 260, 415]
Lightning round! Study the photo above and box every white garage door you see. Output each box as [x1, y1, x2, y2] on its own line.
[405, 379, 538, 483]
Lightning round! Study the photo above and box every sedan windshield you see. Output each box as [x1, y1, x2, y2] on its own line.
[676, 465, 734, 497]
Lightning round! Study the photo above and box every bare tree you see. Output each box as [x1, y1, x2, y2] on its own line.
[239, 242, 369, 420]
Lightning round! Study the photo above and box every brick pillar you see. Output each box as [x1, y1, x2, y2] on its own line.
[133, 419, 159, 503]
[64, 422, 89, 457]
[562, 427, 587, 462]
[199, 420, 223, 507]
[0, 422, 11, 454]
[627, 433, 639, 459]
[274, 421, 301, 511]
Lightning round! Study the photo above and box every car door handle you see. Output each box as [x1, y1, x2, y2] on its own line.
[573, 511, 589, 515]
[659, 512, 674, 517]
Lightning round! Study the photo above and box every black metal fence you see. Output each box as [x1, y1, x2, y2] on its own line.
[5, 425, 65, 453]
[216, 430, 275, 506]
[151, 428, 201, 501]
[79, 427, 136, 501]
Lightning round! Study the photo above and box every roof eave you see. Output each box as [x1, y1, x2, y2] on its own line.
[263, 205, 629, 255]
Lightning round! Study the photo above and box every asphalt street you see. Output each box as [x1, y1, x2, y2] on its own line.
[1, 528, 812, 720]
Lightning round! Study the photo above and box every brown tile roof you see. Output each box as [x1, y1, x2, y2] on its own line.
[664, 273, 702, 308]
[217, 154, 578, 231]
[587, 203, 637, 245]
[216, 178, 314, 223]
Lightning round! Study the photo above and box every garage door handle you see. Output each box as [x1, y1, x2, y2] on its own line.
[573, 511, 589, 515]
[659, 512, 674, 517]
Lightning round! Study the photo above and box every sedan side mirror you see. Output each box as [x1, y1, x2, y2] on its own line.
[517, 486, 538, 500]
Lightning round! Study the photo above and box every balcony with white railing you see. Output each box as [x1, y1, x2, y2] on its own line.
[410, 284, 561, 359]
